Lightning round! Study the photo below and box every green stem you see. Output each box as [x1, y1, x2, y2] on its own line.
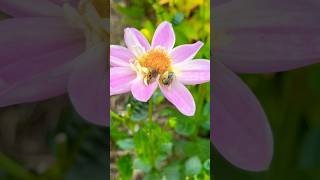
[0, 153, 38, 180]
[147, 98, 155, 168]
[110, 111, 125, 122]
[192, 85, 206, 139]
[195, 85, 206, 120]
[148, 98, 153, 122]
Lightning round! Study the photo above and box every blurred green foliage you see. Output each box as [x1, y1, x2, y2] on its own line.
[111, 0, 210, 179]
[0, 106, 107, 180]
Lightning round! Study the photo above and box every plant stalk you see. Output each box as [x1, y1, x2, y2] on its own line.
[148, 98, 153, 122]
[0, 152, 38, 180]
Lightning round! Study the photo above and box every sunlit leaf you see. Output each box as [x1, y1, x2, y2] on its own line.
[175, 117, 196, 136]
[117, 155, 133, 180]
[133, 158, 151, 173]
[203, 159, 210, 171]
[163, 162, 181, 180]
[116, 138, 135, 150]
[185, 156, 202, 176]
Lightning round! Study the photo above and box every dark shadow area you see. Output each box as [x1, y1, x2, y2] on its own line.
[0, 1, 109, 179]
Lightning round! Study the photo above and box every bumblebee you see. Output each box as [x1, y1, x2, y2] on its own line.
[144, 68, 159, 85]
[161, 71, 175, 86]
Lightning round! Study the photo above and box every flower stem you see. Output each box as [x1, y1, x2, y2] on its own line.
[196, 85, 206, 120]
[0, 152, 38, 180]
[110, 111, 124, 122]
[148, 98, 153, 122]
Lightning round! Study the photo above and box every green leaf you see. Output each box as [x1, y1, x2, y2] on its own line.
[162, 107, 197, 137]
[174, 138, 210, 161]
[152, 89, 165, 105]
[185, 156, 202, 176]
[133, 123, 172, 168]
[173, 12, 184, 25]
[162, 163, 181, 180]
[155, 155, 167, 170]
[127, 97, 148, 122]
[175, 117, 196, 137]
[203, 159, 210, 171]
[110, 114, 127, 141]
[116, 138, 134, 150]
[161, 142, 173, 155]
[167, 117, 177, 128]
[192, 139, 210, 161]
[133, 158, 151, 173]
[201, 100, 211, 131]
[143, 172, 162, 180]
[110, 125, 127, 141]
[117, 155, 133, 180]
[299, 128, 320, 169]
[115, 5, 145, 19]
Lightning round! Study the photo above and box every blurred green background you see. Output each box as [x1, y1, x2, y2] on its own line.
[0, 96, 107, 180]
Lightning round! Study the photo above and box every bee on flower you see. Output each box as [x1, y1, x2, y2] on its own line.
[110, 21, 210, 116]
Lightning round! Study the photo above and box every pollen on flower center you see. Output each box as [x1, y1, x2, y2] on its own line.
[138, 48, 172, 74]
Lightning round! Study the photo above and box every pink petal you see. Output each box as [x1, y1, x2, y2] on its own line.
[219, 27, 320, 73]
[212, 0, 233, 7]
[174, 59, 210, 85]
[110, 45, 134, 66]
[50, 0, 79, 6]
[0, 0, 64, 17]
[0, 17, 85, 85]
[110, 67, 136, 96]
[110, 56, 130, 67]
[170, 41, 203, 63]
[129, 28, 150, 51]
[0, 60, 73, 108]
[212, 61, 273, 171]
[159, 81, 195, 116]
[214, 0, 320, 29]
[68, 44, 107, 126]
[151, 21, 175, 51]
[215, 0, 320, 73]
[131, 78, 157, 102]
[124, 28, 150, 54]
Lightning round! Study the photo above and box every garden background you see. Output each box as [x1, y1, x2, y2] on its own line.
[110, 0, 211, 179]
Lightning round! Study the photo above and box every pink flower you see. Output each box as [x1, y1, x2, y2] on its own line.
[213, 0, 320, 171]
[110, 21, 210, 116]
[0, 0, 107, 125]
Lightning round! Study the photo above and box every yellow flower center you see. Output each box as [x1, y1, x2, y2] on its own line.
[138, 48, 172, 74]
[135, 48, 175, 86]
